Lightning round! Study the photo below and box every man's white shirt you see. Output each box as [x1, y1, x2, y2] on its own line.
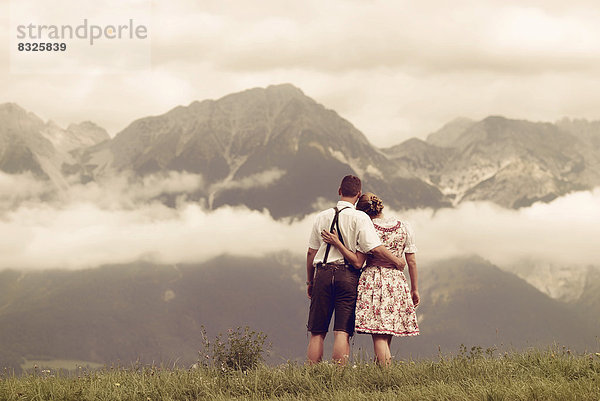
[308, 201, 382, 265]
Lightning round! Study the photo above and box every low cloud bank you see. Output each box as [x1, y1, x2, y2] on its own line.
[402, 189, 600, 268]
[0, 202, 313, 270]
[1, 171, 598, 270]
[0, 171, 309, 269]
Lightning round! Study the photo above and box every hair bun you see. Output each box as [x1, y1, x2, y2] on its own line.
[370, 196, 384, 214]
[358, 193, 384, 216]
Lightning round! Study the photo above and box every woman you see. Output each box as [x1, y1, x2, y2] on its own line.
[321, 192, 419, 366]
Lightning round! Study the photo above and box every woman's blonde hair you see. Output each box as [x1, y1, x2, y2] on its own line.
[356, 192, 384, 217]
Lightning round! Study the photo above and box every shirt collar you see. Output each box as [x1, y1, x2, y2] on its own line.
[337, 200, 356, 209]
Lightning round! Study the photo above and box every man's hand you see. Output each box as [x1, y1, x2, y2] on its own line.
[306, 248, 318, 300]
[371, 245, 405, 271]
[307, 282, 314, 299]
[394, 256, 406, 271]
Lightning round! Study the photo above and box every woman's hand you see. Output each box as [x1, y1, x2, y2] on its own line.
[411, 289, 420, 308]
[321, 230, 367, 269]
[321, 229, 341, 246]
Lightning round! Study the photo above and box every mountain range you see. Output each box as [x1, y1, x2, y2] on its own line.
[0, 103, 109, 189]
[386, 116, 600, 207]
[0, 255, 597, 373]
[3, 84, 600, 217]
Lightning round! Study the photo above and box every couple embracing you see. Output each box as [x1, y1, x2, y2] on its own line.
[306, 175, 420, 366]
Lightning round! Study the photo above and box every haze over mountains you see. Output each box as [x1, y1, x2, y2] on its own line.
[3, 84, 600, 217]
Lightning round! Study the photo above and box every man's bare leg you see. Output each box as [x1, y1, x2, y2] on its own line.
[332, 330, 350, 364]
[307, 333, 326, 364]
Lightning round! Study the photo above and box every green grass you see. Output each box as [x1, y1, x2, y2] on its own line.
[1, 349, 599, 401]
[21, 359, 104, 372]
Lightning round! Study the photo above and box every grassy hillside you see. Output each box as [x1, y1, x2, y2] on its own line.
[1, 349, 599, 400]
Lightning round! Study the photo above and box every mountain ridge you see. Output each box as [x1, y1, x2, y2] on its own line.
[71, 83, 446, 217]
[3, 85, 600, 216]
[387, 114, 600, 207]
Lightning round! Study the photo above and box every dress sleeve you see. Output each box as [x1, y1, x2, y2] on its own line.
[403, 221, 418, 253]
[357, 215, 382, 253]
[308, 217, 321, 250]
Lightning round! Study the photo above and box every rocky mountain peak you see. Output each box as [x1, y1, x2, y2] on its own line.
[103, 83, 377, 174]
[0, 102, 27, 115]
[69, 84, 445, 217]
[556, 117, 600, 147]
[66, 121, 110, 144]
[452, 116, 573, 153]
[426, 116, 474, 148]
[0, 103, 45, 128]
[181, 84, 310, 117]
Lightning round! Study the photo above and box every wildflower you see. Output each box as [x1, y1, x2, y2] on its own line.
[114, 383, 121, 387]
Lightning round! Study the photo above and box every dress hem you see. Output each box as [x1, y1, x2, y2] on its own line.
[355, 327, 420, 337]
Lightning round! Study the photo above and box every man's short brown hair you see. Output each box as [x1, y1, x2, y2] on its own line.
[340, 175, 361, 197]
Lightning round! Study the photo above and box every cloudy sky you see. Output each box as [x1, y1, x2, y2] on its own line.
[2, 0, 600, 147]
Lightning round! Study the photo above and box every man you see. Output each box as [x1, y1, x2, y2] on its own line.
[306, 175, 405, 364]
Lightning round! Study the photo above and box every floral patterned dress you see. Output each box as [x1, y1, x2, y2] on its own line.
[355, 217, 419, 336]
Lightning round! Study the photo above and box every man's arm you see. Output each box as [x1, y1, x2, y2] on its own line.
[370, 245, 406, 270]
[306, 247, 318, 299]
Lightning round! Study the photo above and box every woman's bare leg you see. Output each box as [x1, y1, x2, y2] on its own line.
[372, 334, 392, 366]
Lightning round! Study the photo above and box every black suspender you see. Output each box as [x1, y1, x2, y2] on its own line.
[322, 206, 350, 265]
